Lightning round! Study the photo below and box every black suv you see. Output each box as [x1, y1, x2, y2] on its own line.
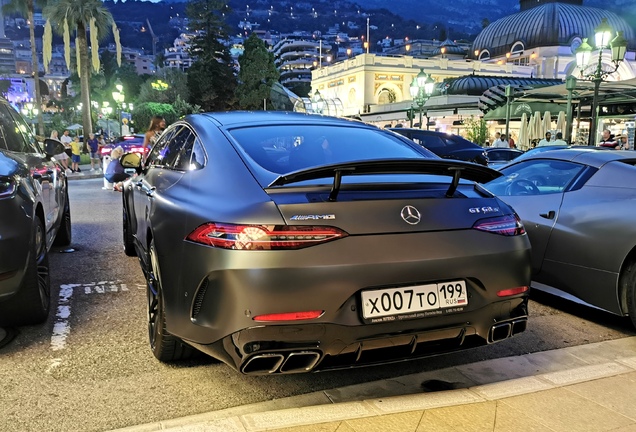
[391, 128, 489, 166]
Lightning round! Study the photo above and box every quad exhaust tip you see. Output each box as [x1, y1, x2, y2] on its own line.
[241, 351, 322, 375]
[489, 318, 527, 343]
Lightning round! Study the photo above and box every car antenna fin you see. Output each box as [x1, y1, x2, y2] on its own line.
[446, 167, 463, 197]
[329, 168, 345, 201]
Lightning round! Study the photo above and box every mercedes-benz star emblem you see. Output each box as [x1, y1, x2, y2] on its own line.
[401, 205, 421, 225]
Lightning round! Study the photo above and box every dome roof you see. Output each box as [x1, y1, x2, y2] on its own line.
[431, 39, 466, 57]
[472, 3, 635, 59]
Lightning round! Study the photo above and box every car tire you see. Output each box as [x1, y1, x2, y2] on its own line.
[0, 217, 50, 327]
[147, 240, 193, 362]
[122, 196, 136, 257]
[53, 188, 72, 247]
[625, 262, 636, 330]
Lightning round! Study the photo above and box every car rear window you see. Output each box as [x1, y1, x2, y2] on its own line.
[228, 125, 431, 174]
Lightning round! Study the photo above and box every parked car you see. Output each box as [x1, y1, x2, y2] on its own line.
[390, 128, 489, 166]
[482, 148, 636, 329]
[0, 102, 72, 327]
[100, 134, 146, 159]
[121, 112, 531, 375]
[485, 147, 524, 168]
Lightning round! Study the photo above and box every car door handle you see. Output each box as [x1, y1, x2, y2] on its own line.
[539, 210, 556, 220]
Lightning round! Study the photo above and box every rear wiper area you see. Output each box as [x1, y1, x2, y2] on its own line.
[268, 159, 501, 201]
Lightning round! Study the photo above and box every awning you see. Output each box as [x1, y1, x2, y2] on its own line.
[483, 101, 568, 120]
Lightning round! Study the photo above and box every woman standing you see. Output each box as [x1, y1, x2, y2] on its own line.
[50, 130, 70, 172]
[142, 116, 166, 153]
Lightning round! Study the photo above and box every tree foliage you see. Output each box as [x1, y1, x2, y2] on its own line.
[133, 102, 177, 133]
[185, 0, 237, 112]
[44, 0, 115, 135]
[237, 33, 279, 110]
[464, 116, 488, 146]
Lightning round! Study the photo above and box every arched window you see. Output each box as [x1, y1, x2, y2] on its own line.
[511, 42, 524, 54]
[478, 50, 491, 60]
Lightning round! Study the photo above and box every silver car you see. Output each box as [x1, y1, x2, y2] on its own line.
[483, 148, 636, 328]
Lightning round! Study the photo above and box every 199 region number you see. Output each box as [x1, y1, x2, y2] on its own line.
[361, 281, 468, 319]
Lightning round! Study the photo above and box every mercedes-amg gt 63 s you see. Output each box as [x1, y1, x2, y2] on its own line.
[0, 100, 72, 327]
[121, 112, 531, 375]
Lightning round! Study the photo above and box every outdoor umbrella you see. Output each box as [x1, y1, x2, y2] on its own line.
[543, 111, 552, 136]
[518, 112, 528, 150]
[556, 111, 566, 135]
[533, 111, 544, 140]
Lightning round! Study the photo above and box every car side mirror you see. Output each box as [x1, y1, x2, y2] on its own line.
[43, 138, 65, 157]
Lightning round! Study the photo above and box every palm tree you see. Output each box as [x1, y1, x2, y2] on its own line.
[44, 0, 117, 137]
[2, 0, 48, 136]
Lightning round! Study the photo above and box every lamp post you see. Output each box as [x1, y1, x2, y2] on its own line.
[112, 79, 125, 137]
[565, 75, 577, 143]
[409, 68, 435, 129]
[101, 102, 113, 139]
[21, 99, 39, 131]
[575, 18, 627, 145]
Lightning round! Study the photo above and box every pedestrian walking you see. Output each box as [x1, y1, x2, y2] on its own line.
[553, 132, 568, 146]
[537, 132, 553, 146]
[86, 133, 100, 171]
[70, 136, 82, 173]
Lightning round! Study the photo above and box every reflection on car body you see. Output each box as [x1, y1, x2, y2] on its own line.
[0, 99, 72, 327]
[121, 111, 531, 375]
[483, 148, 636, 329]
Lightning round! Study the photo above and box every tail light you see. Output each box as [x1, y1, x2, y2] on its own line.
[253, 310, 324, 322]
[497, 286, 529, 297]
[0, 175, 17, 199]
[186, 223, 348, 250]
[473, 214, 525, 236]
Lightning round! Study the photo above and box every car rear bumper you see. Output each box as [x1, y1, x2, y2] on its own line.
[190, 297, 528, 374]
[157, 229, 531, 373]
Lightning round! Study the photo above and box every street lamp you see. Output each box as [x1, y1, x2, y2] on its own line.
[575, 18, 627, 145]
[101, 102, 113, 139]
[112, 79, 125, 137]
[565, 75, 577, 143]
[409, 68, 435, 129]
[151, 79, 169, 91]
[311, 90, 324, 114]
[21, 99, 39, 130]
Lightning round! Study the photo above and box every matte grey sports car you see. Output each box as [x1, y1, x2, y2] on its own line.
[121, 112, 531, 375]
[0, 101, 72, 327]
[483, 148, 636, 328]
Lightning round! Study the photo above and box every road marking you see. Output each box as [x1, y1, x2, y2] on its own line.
[51, 284, 77, 351]
[50, 281, 130, 352]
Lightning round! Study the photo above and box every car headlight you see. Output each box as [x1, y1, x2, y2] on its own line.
[0, 175, 17, 199]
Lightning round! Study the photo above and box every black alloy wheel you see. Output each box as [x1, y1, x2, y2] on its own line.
[146, 240, 192, 362]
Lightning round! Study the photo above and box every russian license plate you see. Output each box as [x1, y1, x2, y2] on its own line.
[361, 280, 468, 320]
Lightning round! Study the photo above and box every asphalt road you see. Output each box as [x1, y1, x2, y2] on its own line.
[1, 178, 634, 432]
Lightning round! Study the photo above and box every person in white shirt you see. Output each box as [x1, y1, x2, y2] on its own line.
[491, 132, 506, 148]
[552, 132, 568, 146]
[537, 131, 553, 146]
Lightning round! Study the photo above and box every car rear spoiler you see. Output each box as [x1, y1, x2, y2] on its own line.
[268, 159, 502, 201]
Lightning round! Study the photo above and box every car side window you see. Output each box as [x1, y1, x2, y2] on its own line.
[145, 127, 177, 168]
[486, 160, 586, 196]
[161, 127, 194, 170]
[412, 135, 444, 149]
[8, 107, 41, 154]
[0, 104, 28, 153]
[189, 137, 206, 170]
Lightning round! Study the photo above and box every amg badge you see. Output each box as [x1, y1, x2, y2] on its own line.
[290, 214, 336, 221]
